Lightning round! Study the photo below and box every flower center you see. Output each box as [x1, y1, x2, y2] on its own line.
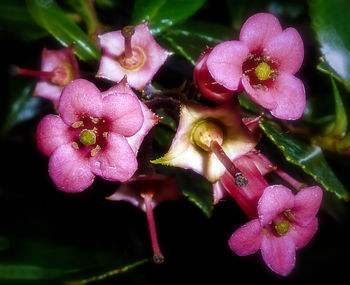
[71, 116, 108, 156]
[118, 46, 146, 71]
[275, 220, 290, 236]
[79, 129, 96, 146]
[51, 62, 75, 86]
[242, 52, 278, 90]
[254, 62, 271, 81]
[191, 120, 224, 152]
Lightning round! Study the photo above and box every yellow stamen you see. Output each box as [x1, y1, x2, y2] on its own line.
[275, 220, 290, 236]
[191, 120, 224, 152]
[79, 129, 96, 146]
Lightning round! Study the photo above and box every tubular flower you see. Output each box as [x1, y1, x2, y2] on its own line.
[228, 185, 323, 276]
[152, 99, 257, 183]
[36, 78, 150, 193]
[97, 22, 172, 90]
[16, 46, 80, 107]
[107, 174, 183, 264]
[195, 13, 305, 120]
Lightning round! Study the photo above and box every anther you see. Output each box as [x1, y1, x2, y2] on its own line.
[90, 145, 101, 157]
[72, 121, 84, 128]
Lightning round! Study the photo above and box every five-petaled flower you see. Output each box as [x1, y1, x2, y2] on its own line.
[16, 46, 80, 107]
[229, 185, 322, 276]
[97, 22, 171, 90]
[195, 13, 305, 120]
[152, 100, 257, 183]
[36, 78, 157, 193]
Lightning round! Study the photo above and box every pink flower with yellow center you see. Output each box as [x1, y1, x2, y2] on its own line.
[195, 13, 306, 120]
[229, 185, 323, 276]
[97, 23, 171, 90]
[36, 78, 157, 193]
[15, 46, 80, 107]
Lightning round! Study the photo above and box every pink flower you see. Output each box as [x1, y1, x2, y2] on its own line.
[228, 185, 323, 276]
[195, 13, 305, 120]
[36, 78, 153, 193]
[15, 46, 80, 107]
[97, 23, 171, 90]
[107, 174, 183, 263]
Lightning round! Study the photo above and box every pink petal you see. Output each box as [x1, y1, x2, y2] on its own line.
[258, 185, 295, 226]
[127, 101, 159, 154]
[239, 13, 282, 51]
[269, 73, 306, 120]
[49, 144, 94, 193]
[294, 186, 323, 226]
[102, 92, 143, 137]
[241, 76, 277, 109]
[36, 114, 76, 156]
[288, 218, 318, 249]
[58, 79, 103, 126]
[194, 49, 234, 103]
[34, 81, 63, 107]
[206, 41, 249, 91]
[212, 181, 228, 204]
[98, 30, 124, 57]
[90, 132, 137, 182]
[228, 219, 263, 256]
[263, 28, 304, 74]
[261, 234, 295, 276]
[41, 48, 70, 71]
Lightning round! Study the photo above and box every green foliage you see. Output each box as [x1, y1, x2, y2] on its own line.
[26, 0, 100, 62]
[132, 0, 206, 35]
[259, 119, 349, 201]
[309, 0, 350, 91]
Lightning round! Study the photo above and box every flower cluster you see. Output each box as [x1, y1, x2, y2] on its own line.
[18, 12, 322, 275]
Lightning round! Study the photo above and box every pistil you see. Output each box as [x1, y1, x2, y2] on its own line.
[141, 191, 164, 264]
[121, 25, 135, 58]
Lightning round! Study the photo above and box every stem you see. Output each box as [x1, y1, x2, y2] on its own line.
[210, 140, 248, 187]
[122, 25, 135, 58]
[12, 66, 54, 79]
[142, 192, 164, 264]
[274, 169, 306, 191]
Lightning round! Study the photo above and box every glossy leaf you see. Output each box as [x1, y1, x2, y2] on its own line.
[309, 0, 350, 91]
[26, 0, 100, 62]
[132, 0, 206, 35]
[259, 119, 349, 201]
[1, 80, 45, 136]
[175, 169, 213, 218]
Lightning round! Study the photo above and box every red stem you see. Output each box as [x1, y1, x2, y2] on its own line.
[14, 66, 54, 79]
[142, 192, 164, 264]
[210, 140, 248, 186]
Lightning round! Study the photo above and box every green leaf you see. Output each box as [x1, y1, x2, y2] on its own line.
[132, 0, 206, 35]
[63, 0, 98, 36]
[238, 92, 264, 114]
[175, 169, 213, 218]
[1, 80, 44, 136]
[26, 0, 100, 62]
[259, 119, 349, 201]
[325, 77, 348, 136]
[309, 0, 350, 91]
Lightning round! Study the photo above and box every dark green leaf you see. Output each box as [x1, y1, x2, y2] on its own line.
[1, 80, 44, 136]
[175, 169, 213, 218]
[238, 92, 265, 114]
[259, 119, 349, 200]
[63, 0, 97, 36]
[26, 0, 100, 62]
[132, 0, 206, 35]
[309, 0, 350, 91]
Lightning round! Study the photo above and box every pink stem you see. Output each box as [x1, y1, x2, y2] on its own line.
[274, 169, 306, 191]
[142, 192, 164, 264]
[14, 66, 54, 79]
[210, 140, 248, 186]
